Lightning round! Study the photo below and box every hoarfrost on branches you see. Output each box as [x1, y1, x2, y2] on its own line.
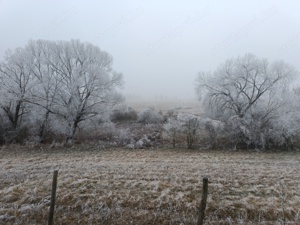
[0, 39, 124, 143]
[196, 53, 299, 149]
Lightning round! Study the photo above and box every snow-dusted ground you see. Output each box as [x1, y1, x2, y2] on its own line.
[1, 145, 300, 224]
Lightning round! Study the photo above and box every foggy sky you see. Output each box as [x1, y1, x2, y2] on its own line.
[0, 0, 299, 100]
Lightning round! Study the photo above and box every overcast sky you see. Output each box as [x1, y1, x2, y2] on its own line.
[0, 0, 299, 100]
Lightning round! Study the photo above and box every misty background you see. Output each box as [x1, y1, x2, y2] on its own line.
[0, 0, 299, 100]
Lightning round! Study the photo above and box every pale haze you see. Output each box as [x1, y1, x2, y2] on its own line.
[0, 0, 299, 100]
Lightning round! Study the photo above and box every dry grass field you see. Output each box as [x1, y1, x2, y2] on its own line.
[1, 145, 300, 224]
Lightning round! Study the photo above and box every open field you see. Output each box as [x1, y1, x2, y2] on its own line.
[126, 99, 202, 115]
[0, 145, 300, 224]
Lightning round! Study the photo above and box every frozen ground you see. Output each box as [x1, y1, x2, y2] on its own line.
[0, 145, 300, 224]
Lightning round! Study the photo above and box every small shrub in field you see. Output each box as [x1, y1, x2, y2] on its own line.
[3, 126, 30, 144]
[137, 107, 163, 124]
[203, 118, 224, 149]
[177, 114, 202, 149]
[111, 106, 138, 122]
[98, 122, 118, 142]
[163, 113, 206, 149]
[163, 118, 182, 148]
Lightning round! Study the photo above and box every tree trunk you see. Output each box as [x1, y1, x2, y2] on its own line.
[66, 120, 79, 143]
[187, 136, 193, 149]
[260, 132, 265, 150]
[2, 101, 22, 130]
[172, 137, 176, 148]
[39, 110, 50, 143]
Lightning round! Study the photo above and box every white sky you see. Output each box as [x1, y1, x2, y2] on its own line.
[0, 0, 299, 100]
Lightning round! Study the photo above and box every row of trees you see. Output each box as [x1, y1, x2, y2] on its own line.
[1, 40, 299, 150]
[0, 40, 123, 144]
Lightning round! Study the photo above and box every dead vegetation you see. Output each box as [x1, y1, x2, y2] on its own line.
[0, 145, 300, 224]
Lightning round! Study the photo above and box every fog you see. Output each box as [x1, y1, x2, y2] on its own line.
[0, 0, 299, 100]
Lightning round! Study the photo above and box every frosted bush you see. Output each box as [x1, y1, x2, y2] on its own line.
[163, 117, 182, 148]
[111, 105, 138, 122]
[137, 107, 163, 124]
[177, 114, 203, 149]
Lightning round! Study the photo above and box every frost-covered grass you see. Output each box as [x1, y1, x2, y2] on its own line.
[1, 145, 300, 224]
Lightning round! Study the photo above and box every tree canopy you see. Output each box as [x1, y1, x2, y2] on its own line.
[0, 39, 124, 143]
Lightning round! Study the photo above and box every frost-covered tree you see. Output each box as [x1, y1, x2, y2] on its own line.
[269, 87, 300, 149]
[196, 53, 295, 119]
[0, 39, 124, 143]
[196, 53, 298, 149]
[24, 40, 61, 142]
[37, 40, 124, 142]
[0, 48, 36, 131]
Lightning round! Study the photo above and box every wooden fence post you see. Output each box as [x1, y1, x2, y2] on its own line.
[197, 177, 208, 225]
[48, 170, 58, 225]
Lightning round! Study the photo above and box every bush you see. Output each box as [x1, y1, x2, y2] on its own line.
[203, 118, 225, 149]
[97, 122, 118, 142]
[137, 107, 163, 124]
[111, 106, 138, 122]
[177, 114, 202, 149]
[163, 113, 206, 149]
[2, 126, 31, 144]
[163, 117, 182, 148]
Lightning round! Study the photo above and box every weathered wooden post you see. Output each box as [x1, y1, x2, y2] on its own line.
[48, 170, 58, 225]
[197, 177, 208, 225]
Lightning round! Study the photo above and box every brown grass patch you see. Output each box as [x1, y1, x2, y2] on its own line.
[0, 145, 300, 224]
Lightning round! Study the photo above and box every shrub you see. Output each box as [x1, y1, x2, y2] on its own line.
[203, 118, 225, 149]
[111, 106, 138, 122]
[163, 117, 182, 148]
[177, 114, 203, 149]
[98, 122, 118, 142]
[3, 126, 30, 144]
[163, 113, 205, 149]
[137, 107, 163, 124]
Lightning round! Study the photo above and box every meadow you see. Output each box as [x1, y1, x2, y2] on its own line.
[0, 145, 300, 224]
[126, 98, 202, 115]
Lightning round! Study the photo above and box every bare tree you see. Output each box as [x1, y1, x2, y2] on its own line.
[25, 40, 61, 142]
[37, 39, 124, 142]
[0, 48, 36, 131]
[196, 53, 297, 149]
[0, 40, 124, 143]
[197, 54, 295, 119]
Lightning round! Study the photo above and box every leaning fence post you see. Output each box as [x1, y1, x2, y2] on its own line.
[48, 170, 58, 225]
[197, 177, 208, 225]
